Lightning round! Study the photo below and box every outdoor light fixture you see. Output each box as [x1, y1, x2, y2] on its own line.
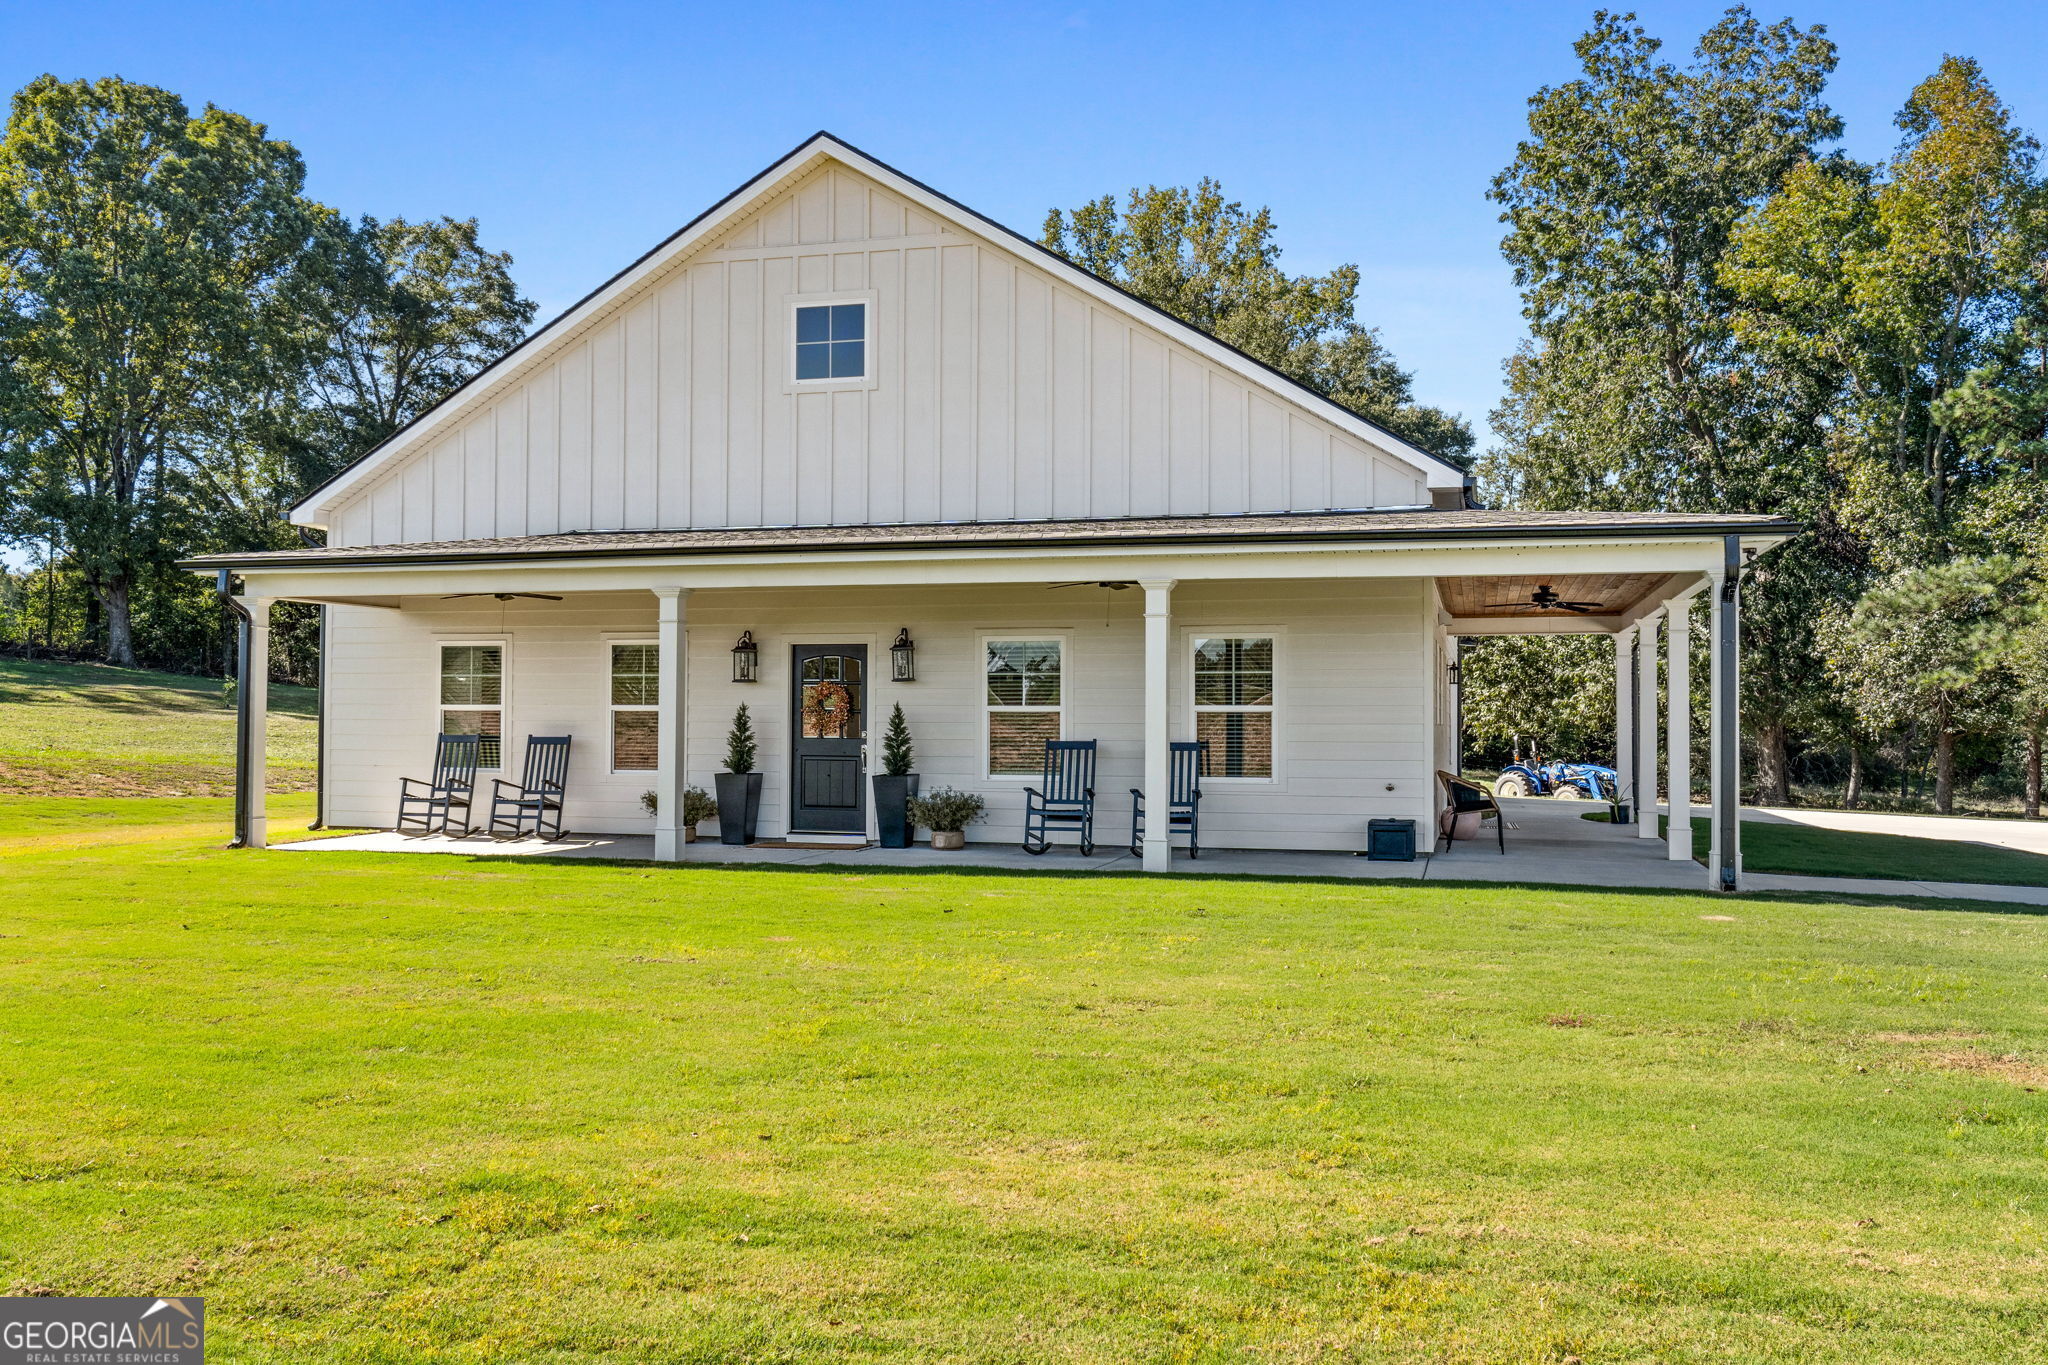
[890, 627, 916, 682]
[731, 630, 759, 683]
[1447, 658, 1462, 688]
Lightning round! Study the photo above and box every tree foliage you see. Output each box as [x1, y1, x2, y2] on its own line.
[1041, 179, 1472, 461]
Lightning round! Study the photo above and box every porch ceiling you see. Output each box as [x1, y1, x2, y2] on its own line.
[1438, 572, 1674, 621]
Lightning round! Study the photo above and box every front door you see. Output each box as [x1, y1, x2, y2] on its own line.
[790, 644, 868, 834]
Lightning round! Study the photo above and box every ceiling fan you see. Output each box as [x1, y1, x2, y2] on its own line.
[1486, 584, 1603, 614]
[441, 592, 564, 602]
[1048, 581, 1135, 590]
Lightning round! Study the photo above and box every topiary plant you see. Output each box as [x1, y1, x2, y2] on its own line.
[880, 702, 915, 777]
[725, 703, 757, 773]
[908, 786, 986, 833]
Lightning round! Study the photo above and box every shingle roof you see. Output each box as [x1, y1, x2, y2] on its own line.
[184, 508, 1799, 571]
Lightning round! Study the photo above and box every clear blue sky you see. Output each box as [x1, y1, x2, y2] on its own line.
[13, 0, 2048, 446]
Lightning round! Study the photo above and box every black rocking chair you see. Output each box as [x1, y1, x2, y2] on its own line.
[396, 733, 482, 836]
[1131, 740, 1207, 859]
[1022, 739, 1098, 855]
[489, 735, 573, 840]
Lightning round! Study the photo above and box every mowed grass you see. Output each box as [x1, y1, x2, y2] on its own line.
[1592, 811, 2048, 889]
[3, 800, 2047, 1361]
[0, 656, 317, 796]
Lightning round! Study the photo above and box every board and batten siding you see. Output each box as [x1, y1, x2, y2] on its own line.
[324, 163, 1431, 548]
[320, 577, 1436, 847]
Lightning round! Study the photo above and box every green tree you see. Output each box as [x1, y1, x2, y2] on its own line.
[297, 215, 534, 488]
[1040, 179, 1472, 460]
[880, 702, 915, 777]
[1457, 635, 1617, 770]
[0, 75, 328, 666]
[1824, 556, 2022, 814]
[1727, 56, 2048, 568]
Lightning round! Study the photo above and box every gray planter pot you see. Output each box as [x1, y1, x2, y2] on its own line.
[715, 772, 763, 845]
[873, 773, 920, 848]
[930, 830, 965, 850]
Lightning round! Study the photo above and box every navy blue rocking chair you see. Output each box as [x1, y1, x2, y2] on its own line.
[1130, 740, 1207, 859]
[396, 733, 482, 836]
[1022, 739, 1098, 855]
[489, 735, 573, 840]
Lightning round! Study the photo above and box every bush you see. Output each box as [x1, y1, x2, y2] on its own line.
[908, 787, 985, 833]
[880, 702, 915, 776]
[725, 703, 757, 773]
[639, 787, 720, 824]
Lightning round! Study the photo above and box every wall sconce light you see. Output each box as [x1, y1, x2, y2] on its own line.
[731, 630, 759, 683]
[1447, 658, 1462, 689]
[890, 627, 916, 682]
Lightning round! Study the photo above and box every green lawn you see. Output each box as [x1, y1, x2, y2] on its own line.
[0, 656, 316, 797]
[1585, 810, 2048, 888]
[3, 798, 2047, 1361]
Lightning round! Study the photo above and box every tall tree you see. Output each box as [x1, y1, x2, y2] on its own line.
[297, 214, 534, 488]
[0, 75, 326, 665]
[1484, 6, 1842, 514]
[1040, 179, 1472, 460]
[1727, 56, 2048, 569]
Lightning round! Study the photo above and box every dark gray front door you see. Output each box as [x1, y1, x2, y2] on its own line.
[791, 644, 867, 834]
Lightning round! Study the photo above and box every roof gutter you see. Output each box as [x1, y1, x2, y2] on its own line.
[182, 518, 1802, 574]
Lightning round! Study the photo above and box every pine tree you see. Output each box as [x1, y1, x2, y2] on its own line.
[724, 703, 757, 773]
[880, 703, 914, 776]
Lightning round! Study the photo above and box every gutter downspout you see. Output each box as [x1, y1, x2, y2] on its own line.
[215, 569, 255, 849]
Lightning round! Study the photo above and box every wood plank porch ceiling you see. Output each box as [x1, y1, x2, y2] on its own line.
[1437, 573, 1672, 619]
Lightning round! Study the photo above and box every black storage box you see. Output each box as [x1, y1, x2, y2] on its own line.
[1366, 818, 1417, 861]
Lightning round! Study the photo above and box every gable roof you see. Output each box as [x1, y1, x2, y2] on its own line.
[291, 132, 1469, 526]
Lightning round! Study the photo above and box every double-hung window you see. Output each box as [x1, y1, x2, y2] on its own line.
[1192, 636, 1274, 779]
[610, 642, 659, 771]
[439, 644, 504, 770]
[985, 638, 1063, 776]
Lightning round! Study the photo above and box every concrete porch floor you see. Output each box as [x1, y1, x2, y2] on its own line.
[275, 798, 1710, 889]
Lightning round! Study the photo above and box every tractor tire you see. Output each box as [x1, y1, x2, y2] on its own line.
[1494, 773, 1534, 798]
[1551, 784, 1590, 800]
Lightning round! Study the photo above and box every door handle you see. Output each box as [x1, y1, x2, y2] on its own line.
[861, 745, 869, 769]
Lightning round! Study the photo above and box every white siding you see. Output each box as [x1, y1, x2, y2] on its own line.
[325, 163, 1432, 548]
[320, 578, 1436, 850]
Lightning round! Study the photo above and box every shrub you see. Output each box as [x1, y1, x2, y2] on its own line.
[908, 786, 985, 833]
[880, 703, 915, 776]
[638, 787, 720, 824]
[725, 703, 757, 773]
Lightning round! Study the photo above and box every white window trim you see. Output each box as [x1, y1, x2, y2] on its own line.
[437, 637, 509, 773]
[784, 289, 880, 393]
[606, 636, 659, 774]
[979, 631, 1071, 782]
[1183, 628, 1283, 786]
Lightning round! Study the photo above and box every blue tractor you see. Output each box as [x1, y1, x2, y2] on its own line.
[1493, 748, 1618, 802]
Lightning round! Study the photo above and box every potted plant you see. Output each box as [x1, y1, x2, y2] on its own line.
[715, 703, 763, 845]
[642, 788, 718, 842]
[872, 703, 920, 848]
[907, 787, 984, 850]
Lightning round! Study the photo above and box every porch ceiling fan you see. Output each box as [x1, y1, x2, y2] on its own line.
[440, 591, 564, 601]
[1486, 584, 1603, 613]
[1048, 581, 1136, 590]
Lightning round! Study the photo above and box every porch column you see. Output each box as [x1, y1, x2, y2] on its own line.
[1708, 538, 1742, 891]
[1141, 578, 1176, 873]
[235, 596, 272, 849]
[652, 587, 691, 861]
[1664, 589, 1697, 861]
[1636, 606, 1663, 840]
[1613, 625, 1636, 822]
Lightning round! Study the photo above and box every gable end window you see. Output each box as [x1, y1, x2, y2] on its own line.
[610, 642, 659, 771]
[794, 302, 866, 381]
[1192, 636, 1274, 779]
[439, 644, 504, 770]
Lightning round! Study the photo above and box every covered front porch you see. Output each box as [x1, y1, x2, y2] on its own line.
[190, 509, 1785, 888]
[274, 796, 1710, 890]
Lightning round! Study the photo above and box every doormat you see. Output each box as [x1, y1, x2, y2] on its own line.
[745, 840, 873, 851]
